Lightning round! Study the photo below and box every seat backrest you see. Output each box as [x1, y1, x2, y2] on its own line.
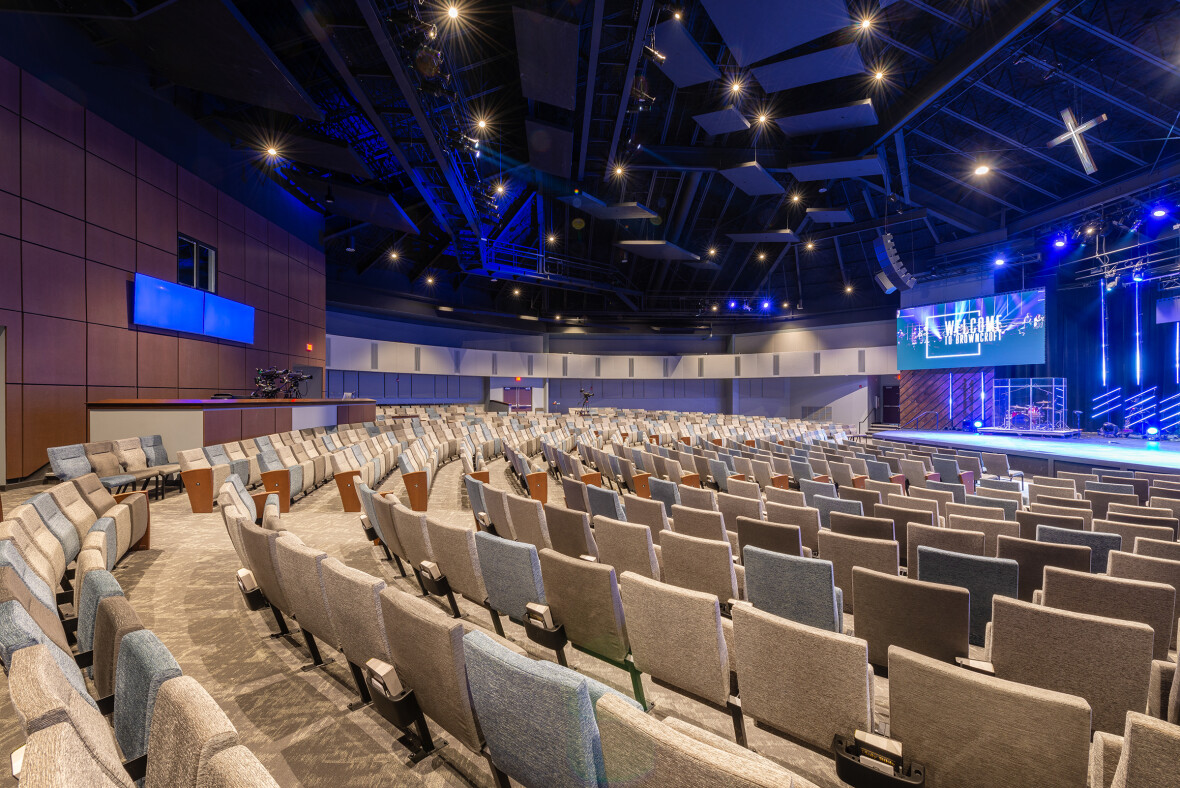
[473, 531, 545, 620]
[735, 517, 803, 558]
[669, 505, 727, 542]
[852, 567, 969, 669]
[717, 492, 763, 530]
[1094, 519, 1175, 552]
[916, 546, 1018, 647]
[1106, 711, 1180, 788]
[618, 572, 730, 707]
[1036, 524, 1121, 573]
[463, 630, 635, 788]
[1015, 509, 1085, 540]
[798, 478, 836, 508]
[732, 602, 871, 753]
[1107, 549, 1180, 642]
[273, 536, 334, 643]
[145, 674, 239, 788]
[593, 516, 659, 581]
[622, 494, 669, 537]
[763, 502, 820, 554]
[482, 486, 517, 540]
[660, 531, 738, 602]
[238, 521, 291, 614]
[320, 557, 390, 667]
[379, 588, 484, 752]
[1032, 501, 1095, 530]
[1134, 536, 1180, 562]
[113, 630, 183, 760]
[424, 518, 489, 605]
[889, 645, 1091, 788]
[47, 444, 92, 481]
[587, 484, 627, 522]
[829, 511, 894, 541]
[816, 530, 898, 613]
[990, 595, 1154, 734]
[538, 549, 628, 661]
[997, 535, 1091, 601]
[92, 595, 143, 700]
[113, 438, 150, 473]
[742, 547, 840, 632]
[727, 477, 761, 501]
[965, 493, 1019, 520]
[543, 504, 596, 559]
[677, 484, 717, 511]
[813, 494, 861, 530]
[560, 477, 590, 513]
[648, 477, 681, 515]
[763, 486, 805, 507]
[906, 521, 984, 577]
[505, 493, 552, 551]
[595, 692, 806, 788]
[1041, 566, 1175, 661]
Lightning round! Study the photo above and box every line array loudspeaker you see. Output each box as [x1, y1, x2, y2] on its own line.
[872, 233, 916, 293]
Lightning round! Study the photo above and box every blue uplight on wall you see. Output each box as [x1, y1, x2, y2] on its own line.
[133, 274, 255, 344]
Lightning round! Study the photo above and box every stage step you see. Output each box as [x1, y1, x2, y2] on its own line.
[868, 423, 899, 434]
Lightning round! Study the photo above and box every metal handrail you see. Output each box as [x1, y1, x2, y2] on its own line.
[899, 410, 941, 430]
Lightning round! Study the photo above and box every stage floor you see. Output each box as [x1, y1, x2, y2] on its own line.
[875, 429, 1180, 473]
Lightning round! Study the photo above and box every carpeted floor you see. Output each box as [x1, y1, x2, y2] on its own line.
[0, 456, 865, 787]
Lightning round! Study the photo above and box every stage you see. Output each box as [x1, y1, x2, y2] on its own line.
[875, 428, 1180, 475]
[977, 426, 1081, 439]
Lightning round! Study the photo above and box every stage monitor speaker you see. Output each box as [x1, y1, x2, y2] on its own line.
[872, 233, 916, 292]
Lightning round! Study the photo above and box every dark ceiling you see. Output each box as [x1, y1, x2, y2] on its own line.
[9, 0, 1180, 331]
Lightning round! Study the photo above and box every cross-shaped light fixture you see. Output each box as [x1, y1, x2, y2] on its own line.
[1047, 108, 1108, 175]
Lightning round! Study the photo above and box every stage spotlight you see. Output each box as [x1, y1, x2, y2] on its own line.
[513, 288, 521, 296]
[791, 194, 801, 203]
[495, 182, 505, 195]
[974, 419, 983, 429]
[874, 71, 884, 81]
[1085, 225, 1096, 235]
[859, 18, 872, 29]
[547, 234, 557, 245]
[757, 251, 767, 261]
[1100, 422, 1119, 438]
[781, 301, 789, 308]
[761, 300, 770, 310]
[994, 257, 1005, 266]
[265, 147, 278, 157]
[1147, 426, 1160, 436]
[1106, 276, 1118, 291]
[1133, 270, 1145, 282]
[643, 46, 666, 64]
[729, 80, 743, 94]
[728, 300, 737, 309]
[1054, 236, 1066, 248]
[614, 165, 625, 176]
[389, 250, 399, 260]
[974, 164, 990, 175]
[1153, 207, 1168, 218]
[447, 5, 459, 19]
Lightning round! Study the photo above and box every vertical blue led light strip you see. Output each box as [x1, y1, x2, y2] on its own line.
[948, 373, 953, 424]
[1100, 281, 1108, 388]
[1135, 281, 1142, 386]
[1175, 323, 1178, 385]
[979, 371, 985, 421]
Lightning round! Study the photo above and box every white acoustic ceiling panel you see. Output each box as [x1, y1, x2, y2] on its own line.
[701, 0, 851, 66]
[787, 156, 885, 181]
[616, 240, 701, 261]
[558, 192, 658, 220]
[693, 106, 751, 136]
[652, 20, 722, 87]
[752, 44, 865, 93]
[775, 99, 878, 136]
[719, 161, 784, 195]
[806, 207, 854, 223]
[727, 229, 799, 243]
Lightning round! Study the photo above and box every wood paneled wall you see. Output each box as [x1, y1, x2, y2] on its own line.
[899, 368, 994, 430]
[0, 58, 327, 479]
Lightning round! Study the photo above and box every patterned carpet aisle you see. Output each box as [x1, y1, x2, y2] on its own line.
[0, 455, 853, 787]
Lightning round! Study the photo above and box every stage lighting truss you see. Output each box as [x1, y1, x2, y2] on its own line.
[1161, 392, 1180, 433]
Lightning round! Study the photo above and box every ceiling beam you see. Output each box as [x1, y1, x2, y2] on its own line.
[406, 237, 454, 282]
[909, 128, 1059, 200]
[1059, 12, 1180, 79]
[858, 178, 992, 234]
[356, 0, 482, 238]
[902, 0, 969, 30]
[578, 0, 605, 181]
[607, 0, 655, 168]
[854, 0, 1063, 153]
[940, 107, 1099, 185]
[1020, 54, 1175, 132]
[802, 209, 929, 242]
[910, 160, 1022, 211]
[626, 145, 796, 172]
[894, 132, 912, 205]
[292, 1, 453, 235]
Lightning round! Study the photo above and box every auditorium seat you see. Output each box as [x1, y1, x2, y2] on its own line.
[92, 596, 143, 699]
[617, 572, 743, 745]
[917, 546, 1018, 647]
[741, 548, 842, 632]
[238, 520, 295, 637]
[77, 568, 123, 655]
[648, 477, 681, 515]
[321, 557, 391, 707]
[888, 646, 1090, 788]
[588, 484, 627, 522]
[998, 535, 1091, 601]
[48, 482, 122, 568]
[906, 521, 985, 574]
[561, 476, 590, 513]
[178, 449, 230, 513]
[764, 501, 820, 555]
[1089, 711, 1180, 788]
[798, 478, 836, 508]
[1095, 519, 1175, 552]
[473, 531, 545, 628]
[463, 629, 639, 788]
[660, 531, 740, 603]
[506, 493, 552, 550]
[669, 504, 729, 545]
[1108, 549, 1180, 642]
[731, 601, 871, 754]
[965, 492, 1019, 520]
[1016, 508, 1085, 540]
[537, 548, 645, 704]
[817, 530, 899, 613]
[482, 486, 518, 539]
[1040, 566, 1174, 661]
[989, 596, 1154, 734]
[1033, 500, 1095, 530]
[763, 485, 805, 507]
[273, 536, 336, 670]
[75, 473, 148, 555]
[623, 493, 671, 538]
[1037, 524, 1121, 572]
[830, 511, 894, 541]
[543, 504, 597, 559]
[114, 629, 184, 761]
[813, 494, 861, 531]
[853, 566, 970, 671]
[1085, 488, 1140, 519]
[734, 516, 806, 559]
[981, 452, 1024, 486]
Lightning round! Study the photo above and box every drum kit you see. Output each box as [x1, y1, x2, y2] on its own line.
[1003, 400, 1052, 430]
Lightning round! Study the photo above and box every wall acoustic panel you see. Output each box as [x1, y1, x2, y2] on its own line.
[0, 59, 326, 478]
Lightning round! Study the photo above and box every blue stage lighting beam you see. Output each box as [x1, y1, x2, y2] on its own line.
[1100, 280, 1108, 388]
[1135, 281, 1142, 386]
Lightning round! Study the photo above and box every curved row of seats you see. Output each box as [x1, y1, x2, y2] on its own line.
[48, 437, 179, 499]
[0, 474, 277, 785]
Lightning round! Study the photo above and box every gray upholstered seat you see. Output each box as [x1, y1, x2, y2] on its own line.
[965, 493, 1019, 520]
[463, 629, 639, 788]
[114, 630, 183, 761]
[588, 484, 628, 522]
[1036, 524, 1121, 573]
[648, 477, 681, 515]
[852, 567, 969, 669]
[473, 531, 545, 623]
[813, 494, 862, 530]
[742, 547, 842, 632]
[47, 444, 94, 482]
[906, 521, 984, 575]
[799, 479, 837, 508]
[916, 546, 1018, 646]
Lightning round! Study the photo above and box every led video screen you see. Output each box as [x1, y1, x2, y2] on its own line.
[133, 274, 255, 344]
[896, 288, 1046, 370]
